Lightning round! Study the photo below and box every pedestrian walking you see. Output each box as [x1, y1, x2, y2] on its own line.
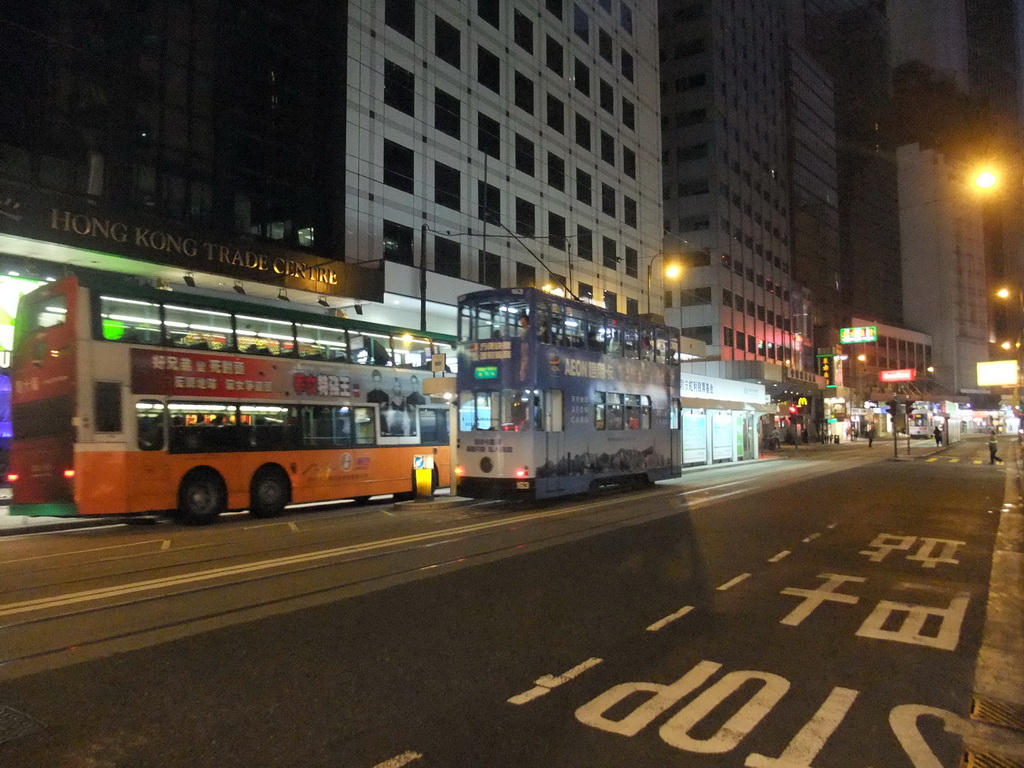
[866, 424, 876, 448]
[933, 425, 942, 446]
[989, 430, 1003, 464]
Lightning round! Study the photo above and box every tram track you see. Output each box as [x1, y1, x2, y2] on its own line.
[0, 455, 872, 679]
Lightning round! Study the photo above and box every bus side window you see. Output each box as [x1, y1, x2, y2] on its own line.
[353, 407, 376, 445]
[544, 390, 564, 432]
[136, 401, 165, 451]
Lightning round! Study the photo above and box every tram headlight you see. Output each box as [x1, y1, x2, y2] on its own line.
[454, 465, 465, 476]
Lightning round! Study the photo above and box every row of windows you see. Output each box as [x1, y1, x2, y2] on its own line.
[722, 290, 791, 331]
[382, 223, 639, 307]
[133, 401, 449, 453]
[384, 10, 637, 126]
[413, 149, 636, 222]
[456, 389, 655, 434]
[97, 295, 446, 368]
[722, 328, 791, 362]
[387, 0, 635, 48]
[381, 64, 638, 179]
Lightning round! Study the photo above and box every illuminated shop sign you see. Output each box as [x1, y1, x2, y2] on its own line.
[839, 326, 877, 344]
[879, 369, 916, 383]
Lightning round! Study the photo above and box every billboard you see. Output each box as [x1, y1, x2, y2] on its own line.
[977, 360, 1018, 387]
[840, 326, 878, 344]
[879, 369, 916, 383]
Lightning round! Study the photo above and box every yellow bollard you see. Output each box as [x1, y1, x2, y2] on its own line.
[415, 468, 433, 498]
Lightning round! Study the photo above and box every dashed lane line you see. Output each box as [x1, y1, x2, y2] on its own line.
[647, 605, 694, 632]
[371, 751, 423, 768]
[768, 550, 791, 563]
[508, 658, 604, 705]
[717, 573, 751, 591]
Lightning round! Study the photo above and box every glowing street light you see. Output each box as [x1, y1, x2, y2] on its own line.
[646, 253, 683, 314]
[975, 169, 998, 190]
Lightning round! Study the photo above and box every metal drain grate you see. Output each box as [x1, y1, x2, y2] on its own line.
[961, 750, 1024, 768]
[972, 698, 1024, 732]
[0, 705, 44, 745]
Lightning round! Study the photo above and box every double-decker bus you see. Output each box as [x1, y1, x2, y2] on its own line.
[454, 287, 681, 499]
[8, 275, 454, 524]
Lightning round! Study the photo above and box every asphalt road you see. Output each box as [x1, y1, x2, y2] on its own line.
[0, 438, 1020, 767]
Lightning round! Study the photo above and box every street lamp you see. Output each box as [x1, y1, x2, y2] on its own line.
[645, 253, 683, 314]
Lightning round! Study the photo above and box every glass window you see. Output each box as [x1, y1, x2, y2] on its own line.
[383, 140, 414, 193]
[100, 295, 162, 344]
[594, 391, 606, 430]
[514, 11, 533, 52]
[546, 36, 564, 75]
[435, 161, 461, 209]
[574, 59, 590, 95]
[350, 332, 394, 366]
[435, 88, 461, 138]
[136, 400, 165, 451]
[390, 334, 433, 369]
[385, 0, 415, 38]
[242, 404, 300, 450]
[573, 4, 589, 41]
[514, 72, 534, 114]
[547, 94, 565, 133]
[478, 45, 500, 93]
[435, 18, 461, 69]
[606, 392, 623, 429]
[23, 293, 67, 334]
[501, 389, 532, 431]
[384, 60, 415, 115]
[625, 394, 642, 429]
[168, 402, 242, 453]
[296, 323, 348, 361]
[235, 315, 295, 356]
[459, 391, 499, 430]
[419, 406, 450, 445]
[163, 304, 232, 350]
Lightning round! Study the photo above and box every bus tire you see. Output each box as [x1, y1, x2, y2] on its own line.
[176, 470, 226, 525]
[250, 466, 291, 519]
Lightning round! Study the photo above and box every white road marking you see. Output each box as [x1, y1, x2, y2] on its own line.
[647, 605, 694, 632]
[745, 686, 859, 767]
[767, 551, 791, 563]
[889, 705, 960, 768]
[717, 573, 751, 591]
[0, 539, 172, 565]
[856, 593, 970, 650]
[826, 523, 837, 529]
[802, 533, 821, 543]
[780, 574, 864, 626]
[508, 658, 603, 705]
[371, 751, 423, 768]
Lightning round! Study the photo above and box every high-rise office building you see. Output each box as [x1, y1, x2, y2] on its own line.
[346, 0, 663, 331]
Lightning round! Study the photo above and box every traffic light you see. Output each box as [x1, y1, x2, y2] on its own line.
[788, 404, 799, 414]
[888, 400, 899, 414]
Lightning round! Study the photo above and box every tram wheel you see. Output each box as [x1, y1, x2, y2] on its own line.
[250, 467, 291, 518]
[176, 470, 226, 525]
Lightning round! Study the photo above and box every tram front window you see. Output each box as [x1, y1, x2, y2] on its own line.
[501, 390, 533, 432]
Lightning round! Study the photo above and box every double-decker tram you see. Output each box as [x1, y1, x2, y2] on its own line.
[8, 275, 454, 524]
[454, 287, 681, 499]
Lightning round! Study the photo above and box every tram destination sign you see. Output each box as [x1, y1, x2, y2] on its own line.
[474, 366, 499, 380]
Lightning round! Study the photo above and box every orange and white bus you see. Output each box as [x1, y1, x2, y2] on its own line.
[8, 275, 454, 524]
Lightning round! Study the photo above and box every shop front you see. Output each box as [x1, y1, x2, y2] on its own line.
[680, 373, 771, 467]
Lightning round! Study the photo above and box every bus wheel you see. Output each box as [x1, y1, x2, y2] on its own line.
[177, 470, 226, 525]
[250, 467, 290, 519]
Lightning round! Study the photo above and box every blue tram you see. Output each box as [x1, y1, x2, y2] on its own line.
[454, 288, 682, 499]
